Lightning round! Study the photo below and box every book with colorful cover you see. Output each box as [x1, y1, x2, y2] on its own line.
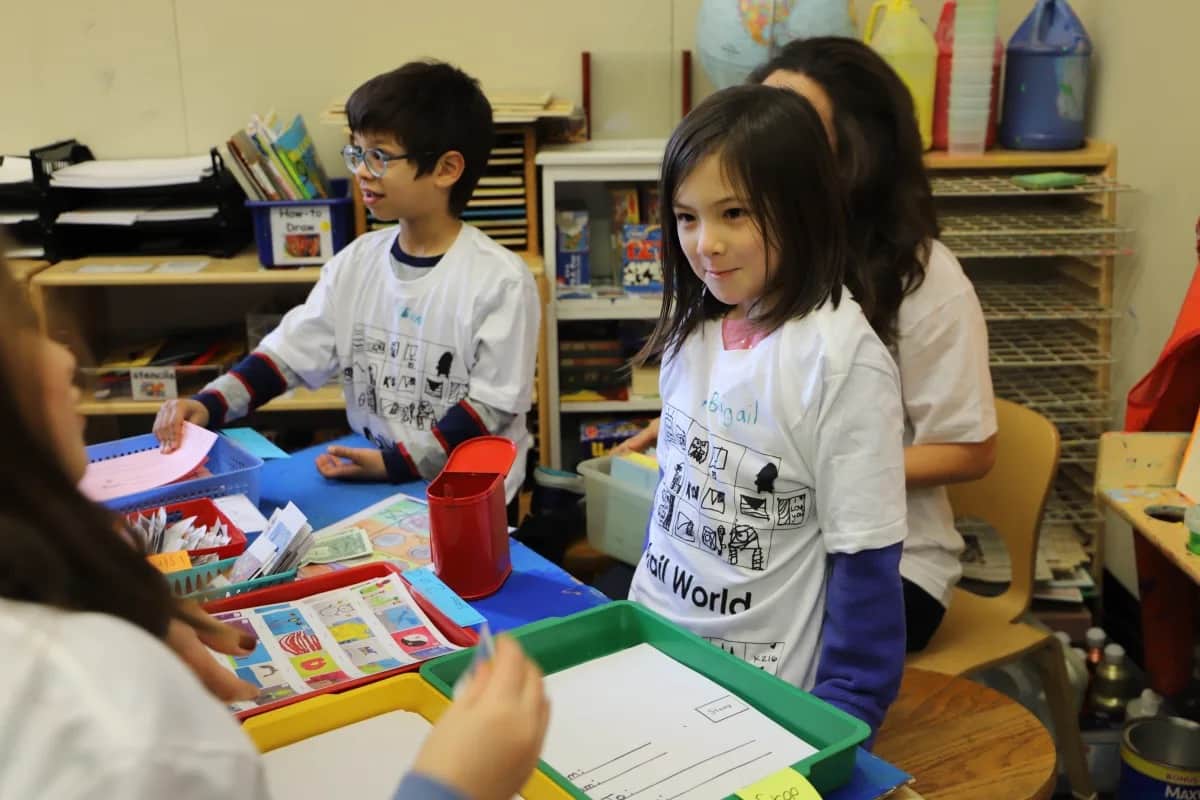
[250, 115, 303, 200]
[275, 114, 331, 199]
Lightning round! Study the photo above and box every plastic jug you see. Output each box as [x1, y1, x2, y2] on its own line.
[932, 1, 1003, 150]
[427, 436, 517, 599]
[864, 0, 938, 150]
[999, 0, 1092, 150]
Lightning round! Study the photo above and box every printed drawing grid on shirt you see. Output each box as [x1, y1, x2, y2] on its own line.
[706, 636, 786, 677]
[658, 403, 814, 574]
[347, 322, 469, 433]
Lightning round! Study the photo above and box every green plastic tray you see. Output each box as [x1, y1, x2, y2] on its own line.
[419, 601, 869, 797]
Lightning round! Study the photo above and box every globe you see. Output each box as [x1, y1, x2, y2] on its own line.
[696, 0, 792, 90]
[696, 0, 859, 89]
[777, 0, 857, 45]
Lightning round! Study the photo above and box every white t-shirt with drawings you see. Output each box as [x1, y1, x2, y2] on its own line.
[260, 224, 540, 500]
[896, 240, 997, 607]
[628, 299, 908, 689]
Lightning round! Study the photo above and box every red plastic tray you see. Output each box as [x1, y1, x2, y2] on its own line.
[126, 497, 247, 560]
[204, 562, 479, 719]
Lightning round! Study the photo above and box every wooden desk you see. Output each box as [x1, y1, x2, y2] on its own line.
[875, 669, 1056, 800]
[1096, 432, 1200, 696]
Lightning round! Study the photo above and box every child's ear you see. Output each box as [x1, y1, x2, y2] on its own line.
[433, 150, 466, 189]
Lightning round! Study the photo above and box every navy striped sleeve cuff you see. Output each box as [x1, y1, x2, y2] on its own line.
[230, 352, 288, 411]
[433, 400, 491, 454]
[194, 390, 228, 429]
[382, 441, 421, 483]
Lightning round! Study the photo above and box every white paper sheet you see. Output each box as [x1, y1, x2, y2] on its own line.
[213, 493, 270, 534]
[78, 422, 217, 502]
[262, 711, 431, 800]
[0, 156, 32, 184]
[541, 644, 816, 800]
[49, 155, 212, 188]
[262, 711, 528, 800]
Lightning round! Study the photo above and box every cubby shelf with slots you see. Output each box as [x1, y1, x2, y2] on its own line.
[988, 321, 1113, 367]
[990, 367, 1108, 413]
[931, 173, 1130, 198]
[975, 276, 1118, 321]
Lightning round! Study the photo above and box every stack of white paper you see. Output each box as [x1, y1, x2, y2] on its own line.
[55, 206, 220, 226]
[50, 155, 213, 188]
[0, 156, 33, 185]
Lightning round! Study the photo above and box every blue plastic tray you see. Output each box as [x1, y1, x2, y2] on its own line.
[86, 433, 263, 513]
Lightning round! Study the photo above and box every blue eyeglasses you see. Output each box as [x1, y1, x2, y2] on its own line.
[341, 145, 432, 178]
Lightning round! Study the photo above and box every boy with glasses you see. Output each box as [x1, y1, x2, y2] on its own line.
[154, 61, 540, 509]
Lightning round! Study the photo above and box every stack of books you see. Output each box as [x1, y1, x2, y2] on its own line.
[223, 113, 332, 202]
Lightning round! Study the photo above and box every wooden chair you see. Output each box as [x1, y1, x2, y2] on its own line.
[906, 399, 1096, 800]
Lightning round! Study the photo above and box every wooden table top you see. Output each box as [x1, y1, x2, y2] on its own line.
[1101, 485, 1200, 584]
[874, 668, 1056, 800]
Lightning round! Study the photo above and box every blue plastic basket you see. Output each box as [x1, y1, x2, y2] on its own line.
[87, 433, 263, 514]
[246, 178, 353, 268]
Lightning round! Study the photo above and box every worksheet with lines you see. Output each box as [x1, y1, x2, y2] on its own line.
[542, 644, 816, 800]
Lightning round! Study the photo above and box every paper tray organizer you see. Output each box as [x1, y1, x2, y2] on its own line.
[203, 562, 479, 720]
[85, 432, 263, 513]
[420, 601, 871, 797]
[28, 138, 252, 260]
[243, 673, 573, 800]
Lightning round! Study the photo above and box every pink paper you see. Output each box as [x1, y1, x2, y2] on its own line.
[79, 423, 218, 502]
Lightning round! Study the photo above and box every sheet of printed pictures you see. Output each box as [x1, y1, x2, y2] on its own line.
[211, 574, 460, 711]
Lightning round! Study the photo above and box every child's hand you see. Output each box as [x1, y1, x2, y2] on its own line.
[153, 399, 210, 453]
[413, 636, 549, 800]
[611, 417, 660, 456]
[315, 445, 387, 481]
[166, 606, 259, 703]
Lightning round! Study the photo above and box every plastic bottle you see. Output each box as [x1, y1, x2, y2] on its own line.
[1126, 689, 1163, 721]
[1088, 643, 1134, 724]
[1054, 631, 1088, 713]
[1085, 626, 1106, 674]
[998, 0, 1092, 150]
[864, 0, 938, 150]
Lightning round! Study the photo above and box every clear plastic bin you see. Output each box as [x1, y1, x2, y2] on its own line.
[577, 456, 654, 566]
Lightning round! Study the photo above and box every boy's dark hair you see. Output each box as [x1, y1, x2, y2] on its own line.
[749, 37, 938, 347]
[347, 60, 494, 216]
[637, 84, 847, 364]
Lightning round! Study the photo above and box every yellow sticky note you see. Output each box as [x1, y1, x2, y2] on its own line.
[736, 768, 822, 800]
[147, 550, 193, 574]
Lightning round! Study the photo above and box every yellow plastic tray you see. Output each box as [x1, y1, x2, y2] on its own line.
[244, 674, 571, 800]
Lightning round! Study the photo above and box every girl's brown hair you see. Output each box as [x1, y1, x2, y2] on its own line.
[0, 249, 176, 637]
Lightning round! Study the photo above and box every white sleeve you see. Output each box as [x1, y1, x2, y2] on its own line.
[80, 751, 269, 800]
[811, 361, 909, 554]
[468, 270, 540, 414]
[257, 259, 342, 389]
[897, 288, 997, 444]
